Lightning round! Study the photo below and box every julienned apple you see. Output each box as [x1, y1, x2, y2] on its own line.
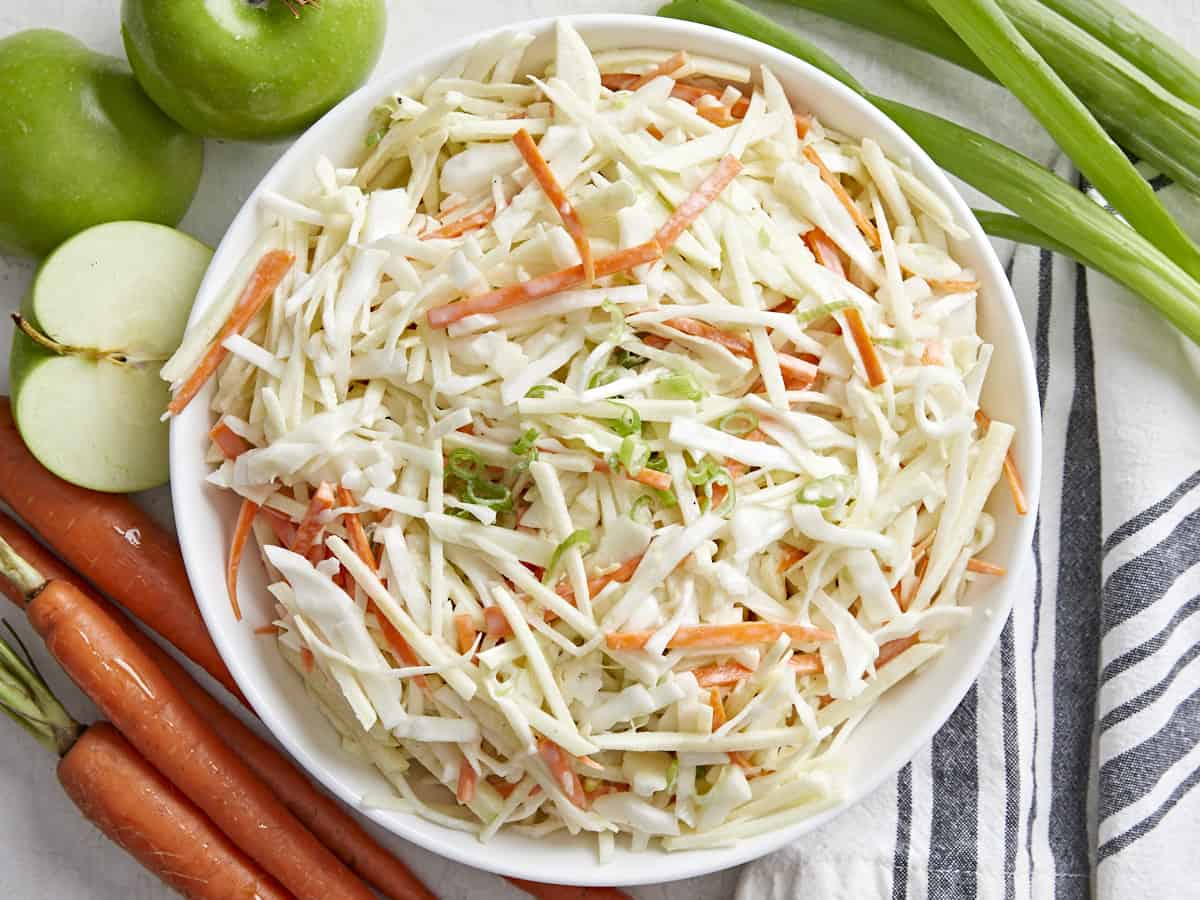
[121, 0, 387, 141]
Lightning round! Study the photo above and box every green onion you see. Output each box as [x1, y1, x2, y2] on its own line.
[795, 300, 855, 324]
[464, 478, 513, 512]
[686, 456, 722, 486]
[618, 436, 650, 475]
[446, 506, 477, 520]
[510, 428, 539, 471]
[971, 210, 1100, 269]
[645, 452, 669, 473]
[653, 487, 679, 508]
[923, 0, 1200, 280]
[656, 372, 705, 401]
[702, 469, 736, 515]
[544, 529, 592, 583]
[796, 475, 851, 508]
[447, 448, 483, 481]
[614, 348, 646, 368]
[718, 409, 758, 436]
[525, 384, 557, 398]
[0, 623, 82, 756]
[607, 402, 642, 437]
[588, 367, 622, 390]
[602, 300, 626, 341]
[630, 494, 656, 523]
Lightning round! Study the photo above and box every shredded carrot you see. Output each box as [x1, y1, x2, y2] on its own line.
[844, 306, 888, 387]
[167, 250, 295, 417]
[725, 459, 749, 478]
[728, 751, 753, 768]
[289, 482, 335, 557]
[778, 545, 808, 574]
[794, 113, 813, 138]
[646, 123, 665, 140]
[696, 100, 737, 127]
[628, 51, 689, 90]
[606, 621, 835, 651]
[253, 624, 281, 636]
[209, 420, 252, 460]
[483, 605, 512, 638]
[537, 739, 588, 809]
[641, 333, 671, 349]
[975, 411, 1029, 516]
[300, 647, 315, 673]
[592, 458, 674, 493]
[513, 128, 594, 283]
[789, 652, 823, 675]
[422, 204, 496, 241]
[655, 155, 742, 249]
[226, 498, 259, 622]
[335, 486, 376, 571]
[554, 553, 644, 605]
[585, 781, 625, 801]
[708, 688, 728, 729]
[802, 145, 880, 248]
[878, 634, 920, 668]
[259, 507, 296, 547]
[691, 662, 752, 687]
[456, 759, 477, 804]
[427, 239, 661, 329]
[967, 558, 1006, 576]
[602, 73, 718, 106]
[777, 354, 819, 389]
[900, 555, 929, 612]
[665, 316, 752, 356]
[804, 226, 846, 277]
[928, 278, 981, 294]
[454, 614, 478, 655]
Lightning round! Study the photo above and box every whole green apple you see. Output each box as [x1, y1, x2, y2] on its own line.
[0, 31, 204, 258]
[121, 0, 388, 141]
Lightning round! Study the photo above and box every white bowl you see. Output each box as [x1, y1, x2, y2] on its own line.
[171, 13, 1041, 887]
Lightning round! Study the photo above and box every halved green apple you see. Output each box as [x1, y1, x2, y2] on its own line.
[11, 221, 212, 492]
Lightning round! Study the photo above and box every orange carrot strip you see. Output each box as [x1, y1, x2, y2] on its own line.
[427, 240, 662, 329]
[335, 486, 377, 571]
[254, 624, 281, 635]
[455, 614, 478, 655]
[422, 204, 496, 241]
[210, 419, 252, 460]
[513, 129, 594, 283]
[631, 467, 673, 492]
[456, 759, 477, 805]
[844, 307, 887, 387]
[691, 662, 752, 687]
[778, 545, 808, 574]
[665, 316, 753, 356]
[804, 226, 846, 277]
[537, 739, 588, 809]
[606, 621, 835, 651]
[627, 51, 689, 90]
[226, 498, 259, 622]
[602, 72, 717, 104]
[967, 558, 1006, 576]
[554, 554, 644, 604]
[777, 353, 819, 388]
[696, 101, 737, 127]
[802, 145, 879, 248]
[655, 155, 742, 249]
[708, 688, 728, 729]
[167, 250, 295, 417]
[975, 411, 1029, 516]
[928, 278, 981, 294]
[289, 482, 336, 557]
[484, 605, 512, 638]
[788, 652, 824, 675]
[794, 113, 812, 138]
[878, 635, 920, 668]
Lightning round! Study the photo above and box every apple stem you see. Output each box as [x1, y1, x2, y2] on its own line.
[245, 0, 319, 17]
[12, 315, 170, 369]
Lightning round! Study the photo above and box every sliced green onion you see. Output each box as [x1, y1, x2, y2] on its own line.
[653, 487, 678, 508]
[447, 448, 483, 481]
[511, 428, 539, 457]
[544, 529, 592, 583]
[446, 506, 477, 520]
[645, 452, 669, 473]
[796, 475, 852, 508]
[588, 367, 622, 390]
[796, 300, 855, 324]
[602, 300, 626, 341]
[703, 469, 736, 515]
[464, 478, 513, 512]
[630, 494, 655, 523]
[718, 409, 758, 436]
[686, 456, 722, 486]
[525, 384, 555, 399]
[656, 372, 704, 401]
[618, 436, 650, 475]
[614, 347, 646, 368]
[607, 402, 642, 437]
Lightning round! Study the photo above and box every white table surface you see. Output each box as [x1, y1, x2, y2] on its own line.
[4, 0, 1178, 897]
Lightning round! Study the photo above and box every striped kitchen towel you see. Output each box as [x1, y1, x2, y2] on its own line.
[736, 169, 1200, 900]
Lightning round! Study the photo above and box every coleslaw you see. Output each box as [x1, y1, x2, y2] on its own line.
[164, 21, 1022, 854]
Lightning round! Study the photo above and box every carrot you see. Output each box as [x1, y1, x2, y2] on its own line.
[0, 397, 242, 700]
[975, 410, 1029, 516]
[290, 481, 336, 556]
[422, 204, 496, 240]
[606, 621, 835, 651]
[456, 758, 478, 804]
[226, 498, 259, 621]
[788, 652, 824, 676]
[58, 722, 294, 900]
[167, 250, 294, 416]
[627, 50, 688, 90]
[665, 316, 753, 356]
[927, 278, 981, 294]
[336, 486, 377, 570]
[537, 738, 588, 809]
[14, 573, 376, 900]
[655, 155, 742, 248]
[801, 145, 879, 248]
[843, 306, 888, 388]
[603, 72, 717, 103]
[591, 458, 674, 493]
[707, 688, 728, 729]
[0, 512, 436, 900]
[794, 113, 813, 138]
[209, 418, 252, 460]
[555, 554, 643, 603]
[967, 558, 1006, 576]
[691, 661, 753, 687]
[513, 129, 595, 283]
[504, 880, 631, 900]
[696, 100, 737, 127]
[803, 226, 846, 277]
[778, 545, 808, 574]
[484, 604, 513, 637]
[455, 613, 478, 654]
[877, 635, 920, 668]
[427, 240, 662, 329]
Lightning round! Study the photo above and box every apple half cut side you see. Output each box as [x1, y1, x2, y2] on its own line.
[11, 222, 212, 493]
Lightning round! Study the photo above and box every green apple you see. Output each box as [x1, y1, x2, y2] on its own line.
[121, 0, 388, 141]
[11, 222, 212, 493]
[0, 30, 204, 258]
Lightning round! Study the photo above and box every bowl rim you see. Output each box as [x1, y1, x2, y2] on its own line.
[171, 12, 1042, 886]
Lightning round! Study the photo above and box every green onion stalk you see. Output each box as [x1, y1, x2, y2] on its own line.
[0, 624, 82, 757]
[657, 0, 1200, 344]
